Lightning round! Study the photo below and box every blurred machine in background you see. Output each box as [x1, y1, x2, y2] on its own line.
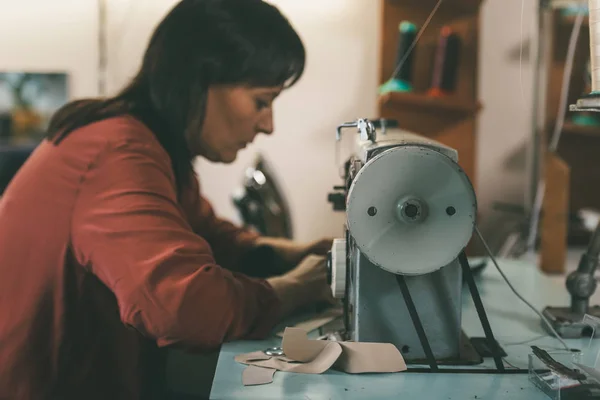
[231, 155, 293, 239]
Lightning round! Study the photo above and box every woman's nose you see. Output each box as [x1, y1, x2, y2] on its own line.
[257, 110, 274, 135]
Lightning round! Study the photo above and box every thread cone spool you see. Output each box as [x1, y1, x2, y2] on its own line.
[428, 27, 461, 97]
[345, 146, 477, 276]
[379, 21, 417, 94]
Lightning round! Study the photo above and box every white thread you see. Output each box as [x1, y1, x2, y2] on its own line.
[590, 0, 600, 92]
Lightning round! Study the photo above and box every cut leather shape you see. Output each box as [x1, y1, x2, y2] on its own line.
[235, 341, 342, 374]
[235, 327, 407, 385]
[282, 328, 406, 373]
[281, 326, 329, 362]
[275, 306, 343, 338]
[242, 365, 277, 386]
[335, 341, 406, 373]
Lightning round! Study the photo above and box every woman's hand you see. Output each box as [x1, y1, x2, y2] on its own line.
[267, 254, 335, 317]
[255, 236, 333, 267]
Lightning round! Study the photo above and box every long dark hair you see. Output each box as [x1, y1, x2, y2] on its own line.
[47, 0, 305, 193]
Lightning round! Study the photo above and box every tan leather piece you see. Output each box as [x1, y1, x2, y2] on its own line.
[242, 365, 277, 386]
[235, 327, 407, 385]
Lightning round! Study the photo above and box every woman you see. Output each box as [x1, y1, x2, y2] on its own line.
[0, 1, 334, 399]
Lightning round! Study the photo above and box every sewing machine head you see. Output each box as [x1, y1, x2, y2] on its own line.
[327, 118, 479, 364]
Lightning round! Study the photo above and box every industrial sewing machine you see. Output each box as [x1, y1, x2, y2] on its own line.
[326, 118, 504, 369]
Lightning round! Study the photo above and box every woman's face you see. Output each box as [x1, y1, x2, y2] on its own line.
[192, 84, 282, 163]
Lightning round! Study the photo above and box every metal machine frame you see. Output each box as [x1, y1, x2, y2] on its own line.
[327, 118, 510, 373]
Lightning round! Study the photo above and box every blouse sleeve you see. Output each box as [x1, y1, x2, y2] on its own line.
[70, 137, 281, 351]
[181, 175, 260, 272]
[182, 177, 291, 278]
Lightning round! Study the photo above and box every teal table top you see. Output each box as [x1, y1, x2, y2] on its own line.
[209, 258, 600, 399]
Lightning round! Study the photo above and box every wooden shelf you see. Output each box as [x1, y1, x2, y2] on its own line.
[558, 14, 589, 27]
[379, 91, 481, 115]
[547, 120, 600, 138]
[562, 121, 600, 138]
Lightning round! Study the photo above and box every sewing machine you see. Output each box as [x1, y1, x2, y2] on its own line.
[327, 118, 502, 368]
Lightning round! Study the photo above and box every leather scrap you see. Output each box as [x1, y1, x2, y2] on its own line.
[335, 341, 406, 373]
[235, 327, 407, 385]
[242, 365, 277, 386]
[235, 341, 342, 374]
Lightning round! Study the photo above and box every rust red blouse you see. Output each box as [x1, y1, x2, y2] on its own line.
[0, 116, 281, 399]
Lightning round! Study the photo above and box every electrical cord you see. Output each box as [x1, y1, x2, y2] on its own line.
[475, 226, 571, 351]
[502, 333, 547, 347]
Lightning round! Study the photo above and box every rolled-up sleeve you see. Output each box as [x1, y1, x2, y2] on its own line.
[181, 175, 260, 272]
[70, 137, 281, 351]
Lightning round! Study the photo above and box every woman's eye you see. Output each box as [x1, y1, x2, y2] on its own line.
[255, 99, 269, 110]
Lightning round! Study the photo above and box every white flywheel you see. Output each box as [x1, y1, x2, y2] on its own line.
[346, 145, 477, 276]
[330, 238, 346, 298]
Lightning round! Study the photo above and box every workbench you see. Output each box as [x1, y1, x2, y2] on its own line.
[204, 257, 600, 400]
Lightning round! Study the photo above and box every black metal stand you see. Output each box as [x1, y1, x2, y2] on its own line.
[395, 250, 510, 373]
[458, 251, 505, 372]
[396, 275, 439, 371]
